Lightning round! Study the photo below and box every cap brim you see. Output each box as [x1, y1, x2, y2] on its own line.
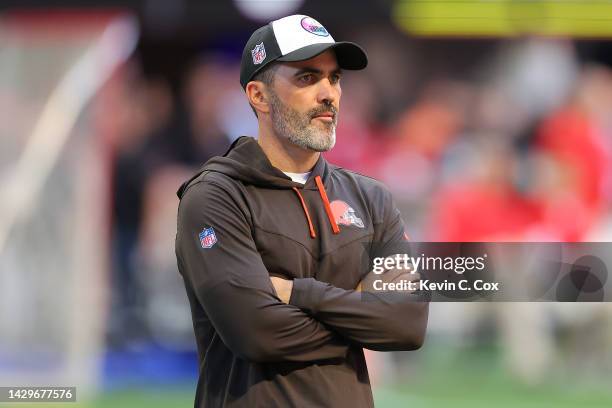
[276, 42, 367, 70]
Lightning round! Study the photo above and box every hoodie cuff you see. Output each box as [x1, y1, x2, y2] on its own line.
[289, 278, 328, 315]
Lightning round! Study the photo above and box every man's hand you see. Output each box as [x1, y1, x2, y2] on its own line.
[270, 276, 293, 303]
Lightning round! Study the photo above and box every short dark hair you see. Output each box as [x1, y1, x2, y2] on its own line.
[248, 62, 278, 118]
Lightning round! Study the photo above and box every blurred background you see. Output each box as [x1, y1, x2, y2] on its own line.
[1, 1, 612, 407]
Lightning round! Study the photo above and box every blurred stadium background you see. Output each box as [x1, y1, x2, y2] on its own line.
[1, 1, 612, 407]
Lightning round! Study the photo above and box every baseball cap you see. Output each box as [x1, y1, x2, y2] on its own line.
[240, 15, 368, 89]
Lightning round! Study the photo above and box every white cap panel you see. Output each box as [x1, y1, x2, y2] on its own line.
[271, 15, 335, 55]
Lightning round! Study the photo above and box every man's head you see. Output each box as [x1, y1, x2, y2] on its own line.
[240, 15, 367, 152]
[247, 50, 341, 152]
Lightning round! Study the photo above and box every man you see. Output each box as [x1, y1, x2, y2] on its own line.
[175, 14, 429, 408]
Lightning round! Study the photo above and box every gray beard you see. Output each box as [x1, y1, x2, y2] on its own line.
[268, 90, 337, 152]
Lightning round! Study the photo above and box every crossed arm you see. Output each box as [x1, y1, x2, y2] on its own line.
[176, 181, 429, 363]
[270, 266, 419, 304]
[270, 264, 428, 352]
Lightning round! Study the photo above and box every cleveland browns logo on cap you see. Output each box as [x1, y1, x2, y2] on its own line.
[330, 200, 364, 229]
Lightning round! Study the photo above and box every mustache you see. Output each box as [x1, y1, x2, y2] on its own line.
[309, 104, 338, 121]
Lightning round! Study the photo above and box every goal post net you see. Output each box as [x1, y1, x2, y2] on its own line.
[0, 10, 138, 399]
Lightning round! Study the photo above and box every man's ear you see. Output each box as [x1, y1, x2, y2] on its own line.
[245, 81, 270, 115]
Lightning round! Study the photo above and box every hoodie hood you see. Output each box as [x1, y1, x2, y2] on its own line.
[177, 136, 332, 199]
[177, 136, 340, 238]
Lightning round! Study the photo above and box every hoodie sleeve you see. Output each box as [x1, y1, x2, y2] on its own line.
[176, 179, 348, 363]
[288, 185, 429, 351]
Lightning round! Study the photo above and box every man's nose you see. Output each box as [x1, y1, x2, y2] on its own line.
[317, 78, 338, 105]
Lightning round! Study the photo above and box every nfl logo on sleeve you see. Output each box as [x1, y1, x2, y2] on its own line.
[199, 227, 217, 249]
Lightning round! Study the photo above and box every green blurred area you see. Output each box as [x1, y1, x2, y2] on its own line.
[375, 342, 612, 408]
[10, 344, 611, 408]
[393, 0, 612, 37]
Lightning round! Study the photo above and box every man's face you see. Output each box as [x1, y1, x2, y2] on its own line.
[267, 50, 342, 152]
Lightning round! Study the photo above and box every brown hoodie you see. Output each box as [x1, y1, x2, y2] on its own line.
[175, 136, 428, 408]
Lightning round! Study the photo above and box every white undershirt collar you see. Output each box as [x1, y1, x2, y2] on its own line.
[283, 171, 311, 184]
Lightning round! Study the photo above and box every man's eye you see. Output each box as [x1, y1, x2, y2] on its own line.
[330, 74, 341, 84]
[299, 74, 313, 83]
